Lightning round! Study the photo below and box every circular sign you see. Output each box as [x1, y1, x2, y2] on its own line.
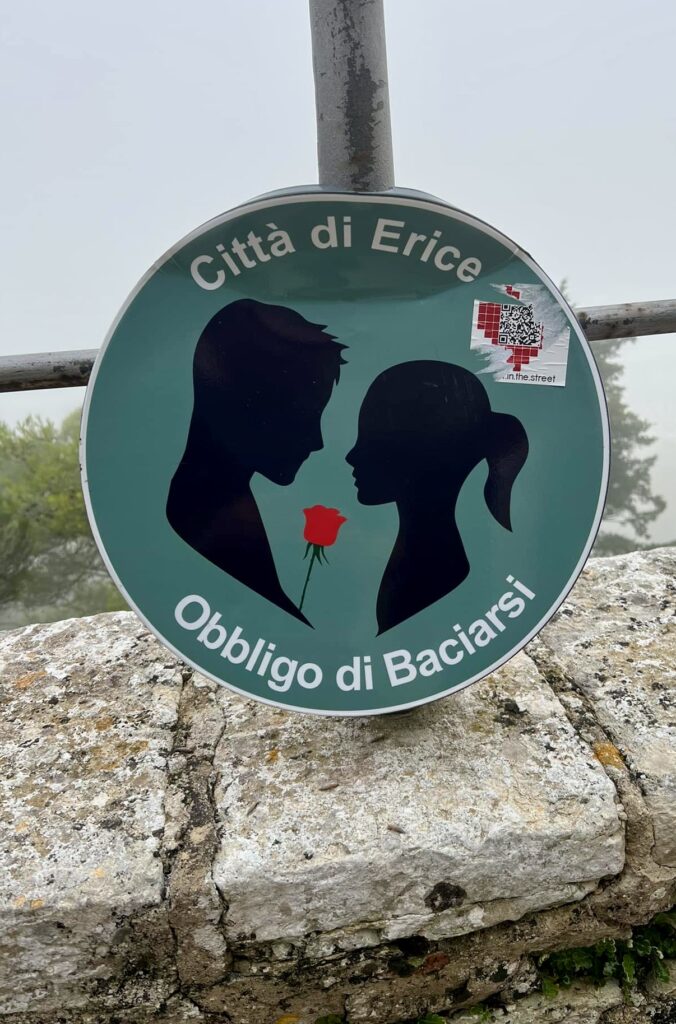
[82, 189, 609, 716]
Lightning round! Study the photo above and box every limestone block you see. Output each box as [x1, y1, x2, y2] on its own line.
[211, 651, 624, 952]
[3, 549, 674, 1022]
[0, 614, 183, 1015]
[538, 548, 676, 867]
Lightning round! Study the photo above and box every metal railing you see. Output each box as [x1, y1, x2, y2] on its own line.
[1, 299, 674, 394]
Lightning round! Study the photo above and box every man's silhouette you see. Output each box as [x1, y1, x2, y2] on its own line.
[167, 299, 346, 624]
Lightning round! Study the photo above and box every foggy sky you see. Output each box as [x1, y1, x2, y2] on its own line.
[1, 0, 674, 538]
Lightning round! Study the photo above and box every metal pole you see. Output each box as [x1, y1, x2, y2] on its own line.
[309, 0, 395, 191]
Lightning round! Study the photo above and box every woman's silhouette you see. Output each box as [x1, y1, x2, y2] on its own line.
[167, 298, 346, 624]
[346, 360, 528, 634]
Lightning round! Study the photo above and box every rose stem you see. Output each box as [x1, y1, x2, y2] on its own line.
[299, 546, 319, 613]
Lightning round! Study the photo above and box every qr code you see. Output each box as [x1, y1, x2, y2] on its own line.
[498, 303, 543, 348]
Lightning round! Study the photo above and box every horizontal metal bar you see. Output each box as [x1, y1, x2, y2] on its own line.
[0, 350, 97, 394]
[1, 299, 675, 394]
[575, 299, 676, 342]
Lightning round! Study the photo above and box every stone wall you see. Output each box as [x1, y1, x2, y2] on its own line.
[0, 548, 674, 1024]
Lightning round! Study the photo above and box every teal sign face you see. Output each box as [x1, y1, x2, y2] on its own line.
[82, 190, 609, 715]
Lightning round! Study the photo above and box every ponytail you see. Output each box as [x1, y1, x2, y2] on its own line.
[483, 412, 529, 531]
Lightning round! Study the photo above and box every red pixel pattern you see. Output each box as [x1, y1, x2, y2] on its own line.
[475, 289, 543, 373]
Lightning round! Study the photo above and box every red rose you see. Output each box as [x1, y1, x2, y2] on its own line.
[303, 505, 347, 547]
[299, 506, 347, 614]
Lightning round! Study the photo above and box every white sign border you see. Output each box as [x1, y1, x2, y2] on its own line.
[81, 190, 610, 717]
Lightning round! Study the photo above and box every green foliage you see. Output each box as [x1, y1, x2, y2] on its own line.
[540, 976, 559, 999]
[0, 410, 126, 628]
[537, 909, 676, 999]
[466, 1006, 492, 1021]
[315, 1016, 345, 1024]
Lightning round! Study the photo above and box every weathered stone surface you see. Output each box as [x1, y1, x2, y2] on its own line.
[162, 678, 230, 990]
[211, 652, 623, 952]
[0, 996, 213, 1024]
[537, 548, 676, 867]
[646, 959, 676, 999]
[0, 614, 183, 1015]
[602, 962, 676, 1024]
[450, 980, 623, 1024]
[0, 549, 674, 1023]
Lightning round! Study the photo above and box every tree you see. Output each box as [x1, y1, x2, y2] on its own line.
[0, 410, 126, 630]
[593, 337, 666, 555]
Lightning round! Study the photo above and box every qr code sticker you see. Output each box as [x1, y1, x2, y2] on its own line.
[497, 304, 543, 348]
[470, 284, 570, 386]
